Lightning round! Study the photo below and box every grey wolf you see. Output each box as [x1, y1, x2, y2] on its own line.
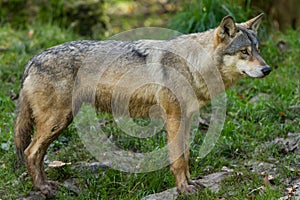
[14, 13, 270, 197]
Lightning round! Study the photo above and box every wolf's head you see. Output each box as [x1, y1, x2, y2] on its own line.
[215, 13, 271, 81]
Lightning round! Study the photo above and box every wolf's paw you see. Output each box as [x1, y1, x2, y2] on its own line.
[38, 180, 59, 197]
[177, 184, 197, 195]
[177, 180, 206, 195]
[187, 179, 206, 189]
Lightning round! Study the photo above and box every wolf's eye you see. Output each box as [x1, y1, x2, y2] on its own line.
[241, 49, 249, 55]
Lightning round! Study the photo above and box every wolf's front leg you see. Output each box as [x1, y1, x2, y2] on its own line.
[166, 116, 197, 194]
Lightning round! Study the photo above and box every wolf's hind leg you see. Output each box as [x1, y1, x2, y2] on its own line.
[24, 109, 72, 197]
[14, 91, 34, 164]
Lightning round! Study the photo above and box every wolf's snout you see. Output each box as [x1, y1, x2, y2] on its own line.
[261, 66, 271, 76]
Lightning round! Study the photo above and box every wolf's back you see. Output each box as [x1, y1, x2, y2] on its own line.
[14, 39, 155, 162]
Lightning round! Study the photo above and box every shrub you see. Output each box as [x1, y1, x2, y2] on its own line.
[167, 0, 252, 33]
[0, 0, 108, 38]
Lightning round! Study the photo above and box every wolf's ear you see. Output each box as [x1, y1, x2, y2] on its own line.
[244, 13, 264, 32]
[217, 16, 237, 42]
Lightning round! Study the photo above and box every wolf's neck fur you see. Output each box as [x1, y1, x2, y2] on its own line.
[168, 29, 244, 104]
[186, 29, 244, 90]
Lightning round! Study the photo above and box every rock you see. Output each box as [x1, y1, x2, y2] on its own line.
[279, 177, 300, 200]
[195, 172, 231, 192]
[249, 93, 270, 103]
[272, 133, 300, 154]
[63, 178, 81, 195]
[73, 161, 110, 173]
[142, 172, 231, 200]
[287, 105, 300, 112]
[245, 160, 276, 174]
[16, 192, 46, 200]
[256, 133, 300, 156]
[142, 188, 178, 200]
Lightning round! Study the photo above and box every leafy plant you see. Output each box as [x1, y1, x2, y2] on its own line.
[168, 0, 252, 33]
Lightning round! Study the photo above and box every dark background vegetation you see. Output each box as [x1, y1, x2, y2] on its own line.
[0, 0, 299, 199]
[1, 0, 299, 36]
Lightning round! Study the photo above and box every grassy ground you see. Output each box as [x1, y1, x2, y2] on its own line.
[0, 15, 299, 200]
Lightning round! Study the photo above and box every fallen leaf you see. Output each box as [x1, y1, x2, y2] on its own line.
[279, 112, 287, 117]
[198, 116, 209, 127]
[28, 29, 34, 38]
[277, 40, 291, 53]
[278, 197, 289, 200]
[260, 171, 266, 176]
[263, 175, 269, 186]
[221, 166, 234, 172]
[268, 175, 275, 181]
[248, 186, 265, 195]
[48, 161, 71, 168]
[286, 187, 293, 194]
[237, 93, 245, 100]
[236, 171, 243, 176]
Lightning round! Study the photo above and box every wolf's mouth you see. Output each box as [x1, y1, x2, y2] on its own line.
[242, 70, 259, 78]
[242, 70, 266, 78]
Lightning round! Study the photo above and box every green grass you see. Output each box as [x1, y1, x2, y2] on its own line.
[0, 22, 299, 199]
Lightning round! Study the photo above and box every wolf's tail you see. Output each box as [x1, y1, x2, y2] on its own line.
[14, 90, 34, 163]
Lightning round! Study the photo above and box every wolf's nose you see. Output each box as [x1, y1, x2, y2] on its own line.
[262, 67, 271, 76]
